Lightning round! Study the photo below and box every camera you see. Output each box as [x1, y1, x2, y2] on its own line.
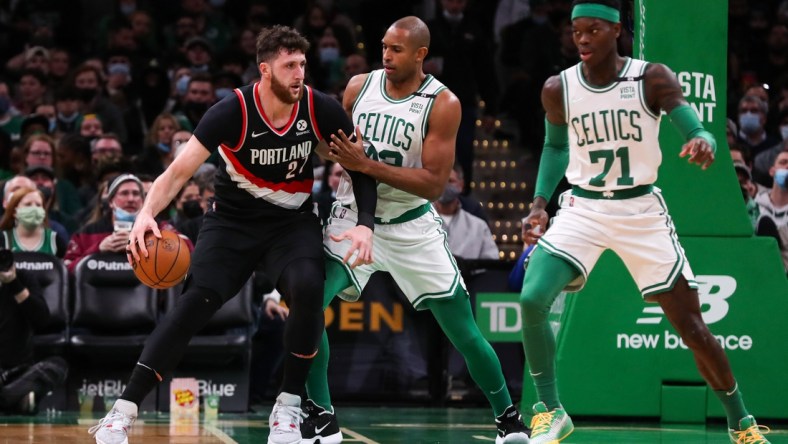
[0, 249, 14, 272]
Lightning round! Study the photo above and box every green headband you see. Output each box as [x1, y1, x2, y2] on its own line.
[571, 3, 621, 23]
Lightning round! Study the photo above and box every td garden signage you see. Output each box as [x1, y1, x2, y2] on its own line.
[477, 274, 756, 352]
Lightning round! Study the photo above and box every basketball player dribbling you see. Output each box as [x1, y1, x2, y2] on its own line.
[89, 25, 377, 444]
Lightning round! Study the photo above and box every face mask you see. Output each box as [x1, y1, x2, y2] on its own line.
[108, 63, 131, 76]
[0, 96, 10, 115]
[319, 47, 340, 63]
[738, 112, 761, 135]
[114, 207, 138, 222]
[312, 180, 322, 194]
[16, 206, 46, 229]
[182, 200, 203, 219]
[184, 101, 209, 115]
[437, 184, 461, 204]
[780, 125, 788, 141]
[443, 10, 464, 24]
[120, 4, 136, 15]
[77, 87, 97, 102]
[37, 185, 53, 203]
[57, 111, 79, 123]
[776, 169, 788, 189]
[156, 142, 171, 153]
[215, 87, 233, 100]
[176, 76, 191, 96]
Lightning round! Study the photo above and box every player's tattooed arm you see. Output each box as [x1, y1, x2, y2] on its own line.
[644, 63, 687, 115]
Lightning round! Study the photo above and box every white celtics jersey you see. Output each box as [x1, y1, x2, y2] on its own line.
[336, 69, 447, 223]
[561, 57, 661, 190]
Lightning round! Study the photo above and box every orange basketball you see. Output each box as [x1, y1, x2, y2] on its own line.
[132, 230, 191, 289]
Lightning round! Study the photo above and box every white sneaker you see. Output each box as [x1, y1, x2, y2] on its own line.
[89, 399, 138, 444]
[268, 392, 303, 444]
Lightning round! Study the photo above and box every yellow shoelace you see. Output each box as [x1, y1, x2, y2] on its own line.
[733, 424, 771, 444]
[530, 411, 555, 436]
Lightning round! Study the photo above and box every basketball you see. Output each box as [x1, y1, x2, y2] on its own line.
[132, 230, 191, 289]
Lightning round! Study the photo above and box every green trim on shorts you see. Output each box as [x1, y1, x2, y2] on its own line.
[640, 192, 689, 297]
[323, 247, 363, 296]
[411, 208, 462, 310]
[537, 238, 589, 283]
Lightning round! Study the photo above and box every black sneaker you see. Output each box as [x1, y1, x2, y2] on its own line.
[300, 399, 343, 444]
[495, 404, 531, 444]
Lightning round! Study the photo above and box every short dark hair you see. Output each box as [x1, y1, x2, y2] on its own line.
[255, 25, 310, 65]
[572, 0, 621, 9]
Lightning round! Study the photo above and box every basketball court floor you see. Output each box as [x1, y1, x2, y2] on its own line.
[2, 406, 786, 443]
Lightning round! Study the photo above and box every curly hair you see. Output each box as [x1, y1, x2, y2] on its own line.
[255, 25, 310, 65]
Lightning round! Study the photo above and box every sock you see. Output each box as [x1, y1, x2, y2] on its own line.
[714, 382, 749, 430]
[305, 331, 331, 410]
[427, 289, 512, 416]
[519, 247, 579, 411]
[121, 362, 160, 405]
[523, 321, 560, 410]
[304, 259, 351, 411]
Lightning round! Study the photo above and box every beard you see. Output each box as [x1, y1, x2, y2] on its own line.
[271, 73, 302, 104]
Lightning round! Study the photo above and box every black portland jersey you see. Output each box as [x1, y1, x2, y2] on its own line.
[211, 83, 330, 210]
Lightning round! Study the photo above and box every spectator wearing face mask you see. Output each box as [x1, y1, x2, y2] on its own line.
[171, 180, 204, 245]
[1, 176, 70, 245]
[0, 187, 66, 258]
[736, 95, 780, 158]
[63, 173, 193, 273]
[754, 146, 788, 275]
[753, 109, 788, 187]
[174, 73, 216, 132]
[132, 112, 181, 176]
[53, 88, 82, 135]
[433, 165, 498, 260]
[71, 64, 128, 144]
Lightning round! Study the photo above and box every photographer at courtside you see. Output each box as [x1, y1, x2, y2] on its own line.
[0, 247, 68, 414]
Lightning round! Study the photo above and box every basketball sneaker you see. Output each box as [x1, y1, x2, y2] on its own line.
[495, 404, 531, 443]
[729, 415, 771, 443]
[89, 399, 137, 444]
[268, 392, 303, 444]
[528, 402, 573, 444]
[301, 399, 343, 444]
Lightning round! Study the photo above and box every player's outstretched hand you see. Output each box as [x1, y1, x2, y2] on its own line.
[329, 127, 366, 171]
[522, 207, 549, 246]
[126, 211, 161, 264]
[679, 137, 715, 170]
[329, 225, 374, 268]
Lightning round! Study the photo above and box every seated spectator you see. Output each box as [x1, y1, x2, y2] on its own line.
[64, 173, 193, 272]
[754, 146, 788, 274]
[0, 187, 66, 258]
[753, 111, 788, 186]
[0, 251, 68, 414]
[1, 176, 70, 243]
[53, 87, 82, 135]
[132, 112, 181, 176]
[433, 165, 499, 260]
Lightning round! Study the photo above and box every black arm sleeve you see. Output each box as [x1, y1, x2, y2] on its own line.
[192, 93, 244, 152]
[312, 89, 377, 229]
